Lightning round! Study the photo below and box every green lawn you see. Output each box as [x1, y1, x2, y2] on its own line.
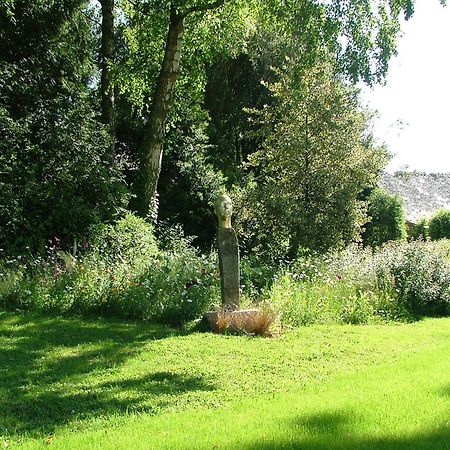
[1, 312, 449, 449]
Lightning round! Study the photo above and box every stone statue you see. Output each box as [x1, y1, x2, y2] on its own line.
[214, 193, 240, 310]
[214, 194, 233, 228]
[204, 193, 260, 332]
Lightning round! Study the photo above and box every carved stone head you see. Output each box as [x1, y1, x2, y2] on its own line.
[214, 194, 233, 228]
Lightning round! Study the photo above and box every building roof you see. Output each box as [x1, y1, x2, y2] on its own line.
[379, 172, 450, 224]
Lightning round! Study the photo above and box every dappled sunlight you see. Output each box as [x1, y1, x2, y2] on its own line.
[0, 313, 215, 437]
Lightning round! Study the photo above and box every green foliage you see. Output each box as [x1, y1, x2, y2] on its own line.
[0, 215, 219, 324]
[379, 240, 450, 315]
[115, 237, 219, 324]
[89, 212, 158, 265]
[266, 241, 450, 325]
[0, 103, 129, 254]
[99, 223, 220, 324]
[408, 216, 429, 240]
[363, 188, 407, 247]
[428, 208, 450, 240]
[116, 0, 414, 222]
[158, 117, 227, 250]
[0, 1, 129, 253]
[257, 0, 416, 84]
[0, 0, 427, 259]
[117, 0, 416, 112]
[205, 52, 271, 185]
[115, 0, 249, 113]
[240, 255, 280, 298]
[235, 59, 386, 260]
[0, 1, 96, 113]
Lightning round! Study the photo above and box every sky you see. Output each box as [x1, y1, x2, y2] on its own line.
[361, 0, 450, 173]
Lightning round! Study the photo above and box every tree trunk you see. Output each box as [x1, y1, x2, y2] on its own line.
[100, 0, 115, 159]
[135, 8, 185, 218]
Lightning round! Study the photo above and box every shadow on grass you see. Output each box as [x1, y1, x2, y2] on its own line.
[440, 383, 450, 399]
[244, 411, 450, 450]
[0, 312, 215, 437]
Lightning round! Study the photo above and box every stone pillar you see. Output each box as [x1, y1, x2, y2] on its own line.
[217, 227, 240, 310]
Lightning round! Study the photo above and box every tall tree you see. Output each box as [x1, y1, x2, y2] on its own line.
[100, 0, 116, 157]
[127, 0, 226, 218]
[0, 0, 128, 252]
[119, 0, 419, 220]
[235, 59, 387, 259]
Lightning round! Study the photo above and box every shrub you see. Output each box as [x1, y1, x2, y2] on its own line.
[0, 104, 129, 255]
[240, 255, 280, 298]
[428, 209, 450, 240]
[376, 240, 450, 316]
[363, 188, 406, 247]
[408, 217, 428, 240]
[111, 238, 220, 325]
[89, 213, 158, 266]
[0, 217, 220, 325]
[265, 240, 450, 326]
[328, 241, 450, 317]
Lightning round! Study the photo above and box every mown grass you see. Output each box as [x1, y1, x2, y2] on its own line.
[1, 312, 449, 449]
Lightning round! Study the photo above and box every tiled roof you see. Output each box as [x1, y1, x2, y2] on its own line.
[379, 172, 450, 223]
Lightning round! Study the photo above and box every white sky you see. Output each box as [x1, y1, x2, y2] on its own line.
[361, 0, 450, 173]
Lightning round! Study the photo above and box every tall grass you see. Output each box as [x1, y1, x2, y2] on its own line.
[0, 214, 220, 325]
[1, 215, 449, 328]
[266, 240, 450, 326]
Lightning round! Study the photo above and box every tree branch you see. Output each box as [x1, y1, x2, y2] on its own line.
[183, 0, 225, 17]
[82, 9, 101, 27]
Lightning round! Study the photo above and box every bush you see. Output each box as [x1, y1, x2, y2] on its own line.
[375, 240, 450, 316]
[240, 255, 280, 298]
[0, 216, 220, 325]
[0, 103, 129, 254]
[363, 188, 406, 247]
[329, 241, 450, 317]
[89, 213, 158, 266]
[408, 217, 428, 240]
[265, 240, 450, 326]
[109, 238, 220, 325]
[428, 209, 450, 240]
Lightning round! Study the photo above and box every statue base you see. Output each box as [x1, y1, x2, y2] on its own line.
[204, 309, 265, 334]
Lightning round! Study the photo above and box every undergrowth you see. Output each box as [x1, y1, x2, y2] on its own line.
[0, 214, 220, 325]
[266, 240, 450, 326]
[1, 214, 449, 327]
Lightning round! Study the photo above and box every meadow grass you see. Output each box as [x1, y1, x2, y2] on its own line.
[0, 312, 449, 449]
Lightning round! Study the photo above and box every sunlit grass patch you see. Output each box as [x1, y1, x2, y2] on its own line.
[0, 313, 449, 449]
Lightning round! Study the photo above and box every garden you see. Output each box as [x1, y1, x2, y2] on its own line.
[1, 1, 450, 448]
[1, 213, 449, 448]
